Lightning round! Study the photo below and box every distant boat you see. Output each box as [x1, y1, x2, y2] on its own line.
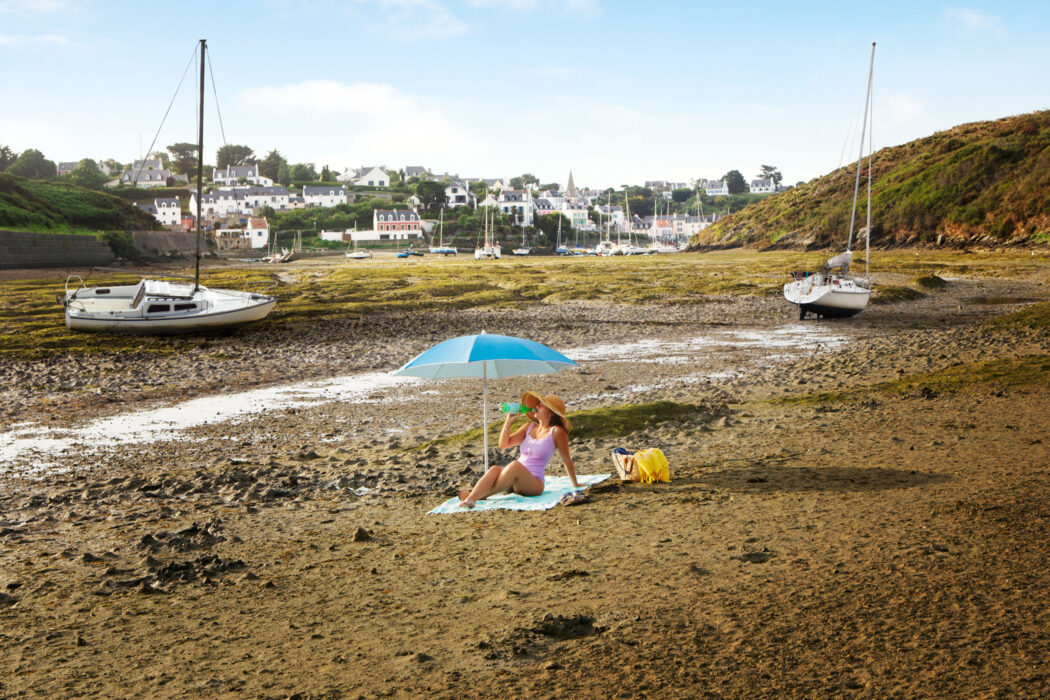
[346, 235, 371, 259]
[784, 43, 875, 320]
[63, 39, 276, 334]
[430, 208, 457, 255]
[475, 207, 501, 259]
[512, 216, 531, 255]
[555, 216, 569, 255]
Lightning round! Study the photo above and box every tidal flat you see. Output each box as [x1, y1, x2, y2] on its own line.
[0, 249, 1048, 697]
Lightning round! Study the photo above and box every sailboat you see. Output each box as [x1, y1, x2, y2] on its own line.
[512, 216, 531, 255]
[429, 208, 456, 255]
[63, 40, 277, 333]
[345, 234, 371, 259]
[554, 215, 569, 255]
[474, 208, 501, 259]
[784, 43, 875, 320]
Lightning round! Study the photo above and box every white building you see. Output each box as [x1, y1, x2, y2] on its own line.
[212, 165, 273, 187]
[303, 185, 347, 208]
[215, 217, 269, 249]
[341, 166, 389, 187]
[594, 205, 625, 231]
[154, 197, 181, 227]
[189, 186, 291, 218]
[445, 179, 475, 208]
[749, 178, 775, 194]
[704, 179, 729, 197]
[497, 189, 534, 225]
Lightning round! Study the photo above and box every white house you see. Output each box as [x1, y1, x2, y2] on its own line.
[704, 179, 729, 197]
[303, 185, 347, 208]
[236, 186, 291, 211]
[154, 197, 181, 227]
[445, 180, 475, 208]
[404, 166, 431, 180]
[245, 217, 270, 248]
[189, 186, 291, 218]
[341, 166, 389, 187]
[749, 178, 775, 194]
[497, 189, 534, 225]
[212, 165, 273, 187]
[594, 205, 624, 231]
[213, 217, 269, 250]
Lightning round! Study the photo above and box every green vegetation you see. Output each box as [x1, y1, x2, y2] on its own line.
[982, 300, 1050, 330]
[0, 174, 159, 233]
[871, 285, 925, 305]
[689, 110, 1050, 249]
[1, 249, 1041, 361]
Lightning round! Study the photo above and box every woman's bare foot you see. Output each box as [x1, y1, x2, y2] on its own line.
[457, 498, 476, 509]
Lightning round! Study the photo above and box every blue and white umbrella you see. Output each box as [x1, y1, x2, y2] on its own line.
[392, 331, 578, 469]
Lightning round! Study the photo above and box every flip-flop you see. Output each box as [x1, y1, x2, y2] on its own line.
[559, 491, 589, 506]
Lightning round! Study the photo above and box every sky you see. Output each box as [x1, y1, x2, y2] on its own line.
[2, 0, 1048, 190]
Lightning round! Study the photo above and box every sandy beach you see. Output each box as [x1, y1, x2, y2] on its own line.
[1, 251, 1048, 697]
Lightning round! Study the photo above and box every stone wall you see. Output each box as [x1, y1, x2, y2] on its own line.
[130, 231, 212, 258]
[0, 230, 114, 269]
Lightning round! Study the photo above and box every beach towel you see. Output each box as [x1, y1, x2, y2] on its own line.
[428, 474, 610, 514]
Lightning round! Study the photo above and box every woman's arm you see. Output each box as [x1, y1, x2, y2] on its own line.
[498, 414, 529, 449]
[552, 427, 579, 488]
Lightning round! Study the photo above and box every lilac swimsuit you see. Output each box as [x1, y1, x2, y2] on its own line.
[519, 424, 556, 481]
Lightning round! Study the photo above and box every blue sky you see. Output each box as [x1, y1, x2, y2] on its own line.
[2, 0, 1047, 189]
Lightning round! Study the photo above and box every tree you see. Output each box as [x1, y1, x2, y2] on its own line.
[671, 188, 692, 203]
[6, 149, 57, 178]
[416, 180, 446, 210]
[291, 163, 317, 181]
[539, 182, 559, 192]
[216, 144, 255, 169]
[258, 149, 286, 181]
[759, 164, 783, 187]
[320, 165, 332, 182]
[469, 180, 488, 199]
[167, 142, 199, 177]
[278, 162, 292, 186]
[67, 158, 108, 190]
[723, 170, 747, 195]
[149, 151, 171, 169]
[0, 145, 15, 171]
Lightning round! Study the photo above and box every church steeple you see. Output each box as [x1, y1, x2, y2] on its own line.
[565, 170, 578, 198]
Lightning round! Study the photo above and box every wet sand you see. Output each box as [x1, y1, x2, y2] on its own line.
[1, 260, 1049, 697]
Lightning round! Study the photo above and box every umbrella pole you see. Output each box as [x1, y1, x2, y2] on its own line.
[482, 363, 489, 471]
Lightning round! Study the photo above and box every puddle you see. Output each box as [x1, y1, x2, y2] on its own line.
[2, 324, 849, 474]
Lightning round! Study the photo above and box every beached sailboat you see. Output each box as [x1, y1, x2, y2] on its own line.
[554, 215, 569, 255]
[512, 216, 531, 255]
[345, 235, 371, 259]
[784, 43, 875, 320]
[429, 209, 456, 255]
[474, 208, 501, 259]
[64, 39, 276, 333]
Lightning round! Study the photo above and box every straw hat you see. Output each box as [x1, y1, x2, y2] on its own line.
[521, 391, 572, 433]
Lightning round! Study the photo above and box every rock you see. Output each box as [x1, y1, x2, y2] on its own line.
[80, 552, 103, 563]
[351, 527, 372, 542]
[0, 592, 18, 606]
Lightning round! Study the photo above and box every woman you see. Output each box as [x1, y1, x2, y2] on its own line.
[457, 391, 580, 508]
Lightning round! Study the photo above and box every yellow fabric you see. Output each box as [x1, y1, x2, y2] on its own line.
[633, 448, 670, 483]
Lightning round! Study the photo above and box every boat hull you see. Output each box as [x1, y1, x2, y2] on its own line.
[65, 281, 277, 334]
[784, 277, 871, 318]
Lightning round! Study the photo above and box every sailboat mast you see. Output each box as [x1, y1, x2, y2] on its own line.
[847, 42, 875, 254]
[193, 39, 206, 292]
[866, 69, 874, 279]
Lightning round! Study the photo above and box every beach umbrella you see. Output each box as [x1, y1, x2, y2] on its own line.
[392, 332, 578, 470]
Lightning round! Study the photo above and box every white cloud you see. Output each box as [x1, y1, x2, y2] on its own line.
[236, 79, 485, 170]
[466, 0, 599, 18]
[378, 0, 467, 39]
[0, 0, 67, 14]
[944, 7, 1007, 37]
[0, 33, 69, 47]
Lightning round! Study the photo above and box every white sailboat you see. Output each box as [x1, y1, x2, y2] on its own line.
[512, 216, 531, 255]
[429, 208, 456, 255]
[345, 235, 371, 259]
[784, 43, 875, 320]
[474, 208, 501, 259]
[554, 215, 569, 255]
[64, 39, 276, 334]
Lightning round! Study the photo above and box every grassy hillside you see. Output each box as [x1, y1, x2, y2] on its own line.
[0, 174, 160, 233]
[688, 110, 1050, 250]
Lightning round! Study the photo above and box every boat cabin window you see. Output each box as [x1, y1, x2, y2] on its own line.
[173, 303, 196, 312]
[147, 304, 171, 313]
[96, 288, 111, 295]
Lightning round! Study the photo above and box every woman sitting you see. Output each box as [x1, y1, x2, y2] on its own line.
[457, 392, 579, 508]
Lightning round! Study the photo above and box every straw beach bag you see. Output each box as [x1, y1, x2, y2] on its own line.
[612, 447, 670, 484]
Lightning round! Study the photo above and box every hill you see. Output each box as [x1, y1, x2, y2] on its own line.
[0, 174, 160, 233]
[687, 110, 1050, 250]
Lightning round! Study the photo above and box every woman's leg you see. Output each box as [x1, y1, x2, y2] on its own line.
[459, 462, 543, 507]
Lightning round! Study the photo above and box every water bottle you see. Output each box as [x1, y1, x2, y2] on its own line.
[499, 401, 531, 414]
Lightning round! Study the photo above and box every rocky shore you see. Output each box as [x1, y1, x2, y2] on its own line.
[1, 261, 1048, 697]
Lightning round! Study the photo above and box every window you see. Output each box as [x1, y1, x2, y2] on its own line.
[147, 304, 170, 313]
[173, 303, 197, 312]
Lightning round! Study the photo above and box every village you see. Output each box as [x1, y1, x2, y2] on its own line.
[89, 159, 783, 251]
